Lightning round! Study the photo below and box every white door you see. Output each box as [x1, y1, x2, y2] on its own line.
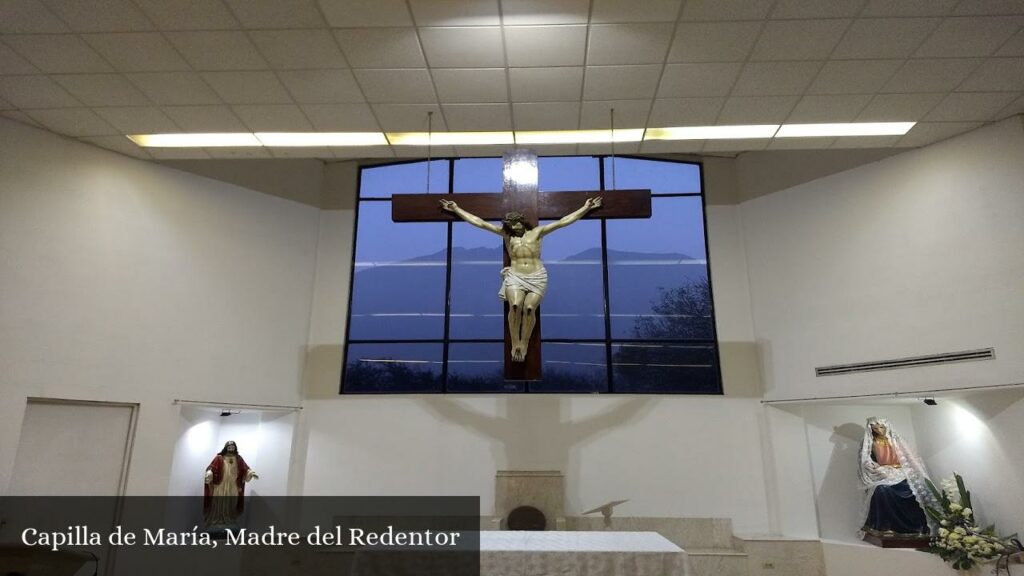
[9, 399, 136, 496]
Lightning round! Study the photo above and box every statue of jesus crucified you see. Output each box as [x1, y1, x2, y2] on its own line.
[441, 197, 603, 362]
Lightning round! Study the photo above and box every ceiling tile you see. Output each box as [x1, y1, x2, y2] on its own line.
[94, 106, 180, 132]
[806, 60, 903, 94]
[648, 97, 724, 125]
[0, 0, 68, 33]
[658, 63, 742, 97]
[750, 19, 849, 61]
[4, 35, 113, 73]
[668, 22, 761, 63]
[371, 103, 445, 131]
[954, 0, 1024, 14]
[162, 105, 247, 131]
[591, 0, 681, 22]
[896, 121, 983, 147]
[166, 31, 267, 71]
[640, 138, 704, 153]
[0, 42, 39, 74]
[856, 93, 946, 121]
[408, 0, 500, 25]
[250, 30, 348, 69]
[505, 26, 587, 67]
[680, 0, 773, 20]
[580, 99, 650, 129]
[0, 95, 12, 109]
[442, 103, 512, 130]
[83, 33, 190, 72]
[336, 28, 426, 69]
[418, 27, 504, 68]
[959, 58, 1024, 91]
[716, 95, 798, 124]
[996, 94, 1024, 119]
[222, 0, 326, 28]
[2, 110, 43, 127]
[925, 92, 1019, 121]
[880, 59, 981, 93]
[202, 71, 293, 104]
[432, 68, 507, 103]
[279, 69, 365, 103]
[133, 0, 240, 30]
[0, 75, 80, 108]
[43, 0, 153, 32]
[833, 18, 941, 59]
[27, 107, 118, 136]
[584, 65, 661, 100]
[232, 104, 313, 131]
[127, 72, 223, 105]
[509, 67, 583, 101]
[587, 23, 675, 66]
[501, 0, 589, 25]
[79, 135, 152, 158]
[915, 16, 1024, 57]
[301, 103, 381, 130]
[785, 94, 872, 122]
[829, 135, 899, 148]
[318, 0, 412, 27]
[767, 137, 836, 150]
[353, 69, 435, 103]
[771, 0, 866, 18]
[861, 0, 957, 17]
[512, 101, 579, 130]
[53, 74, 151, 106]
[731, 61, 821, 96]
[703, 138, 770, 152]
[148, 147, 210, 159]
[330, 145, 394, 158]
[206, 146, 271, 159]
[998, 28, 1024, 56]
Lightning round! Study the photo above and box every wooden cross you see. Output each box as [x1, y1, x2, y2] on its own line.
[392, 149, 651, 381]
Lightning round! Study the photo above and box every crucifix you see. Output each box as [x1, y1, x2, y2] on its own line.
[392, 149, 651, 381]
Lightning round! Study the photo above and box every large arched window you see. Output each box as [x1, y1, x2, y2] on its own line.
[343, 156, 720, 394]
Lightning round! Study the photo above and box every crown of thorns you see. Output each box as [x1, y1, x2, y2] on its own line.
[502, 212, 532, 228]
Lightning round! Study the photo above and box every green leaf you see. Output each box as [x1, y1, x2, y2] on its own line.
[955, 473, 972, 509]
[925, 478, 944, 502]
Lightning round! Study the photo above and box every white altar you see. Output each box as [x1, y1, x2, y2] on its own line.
[481, 531, 690, 576]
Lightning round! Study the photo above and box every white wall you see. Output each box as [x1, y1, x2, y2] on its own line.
[911, 390, 1024, 538]
[741, 116, 1024, 401]
[0, 119, 320, 495]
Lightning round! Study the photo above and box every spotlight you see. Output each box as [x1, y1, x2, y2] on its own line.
[220, 410, 234, 417]
[923, 397, 938, 406]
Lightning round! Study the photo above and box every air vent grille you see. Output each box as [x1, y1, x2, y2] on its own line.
[816, 348, 995, 377]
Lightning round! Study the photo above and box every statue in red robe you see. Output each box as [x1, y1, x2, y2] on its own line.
[203, 441, 258, 528]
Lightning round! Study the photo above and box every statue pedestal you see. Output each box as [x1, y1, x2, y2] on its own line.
[862, 532, 931, 548]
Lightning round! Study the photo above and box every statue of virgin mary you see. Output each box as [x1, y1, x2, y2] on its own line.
[858, 417, 936, 537]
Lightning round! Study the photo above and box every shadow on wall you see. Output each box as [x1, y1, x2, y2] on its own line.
[817, 422, 866, 542]
[417, 396, 653, 509]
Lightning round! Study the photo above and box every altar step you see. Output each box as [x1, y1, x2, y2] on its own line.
[688, 548, 750, 576]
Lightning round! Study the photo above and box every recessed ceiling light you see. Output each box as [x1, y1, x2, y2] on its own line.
[515, 129, 645, 144]
[644, 125, 780, 140]
[256, 132, 388, 147]
[775, 122, 915, 138]
[127, 133, 262, 147]
[387, 132, 515, 146]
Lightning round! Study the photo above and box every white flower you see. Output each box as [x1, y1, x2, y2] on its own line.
[954, 526, 967, 535]
[939, 528, 950, 537]
[940, 519, 949, 526]
[948, 532, 962, 540]
[949, 503, 963, 512]
[962, 507, 972, 517]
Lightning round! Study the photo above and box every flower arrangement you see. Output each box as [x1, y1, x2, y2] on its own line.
[923, 473, 1019, 571]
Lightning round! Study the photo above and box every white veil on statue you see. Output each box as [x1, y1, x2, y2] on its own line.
[858, 417, 938, 534]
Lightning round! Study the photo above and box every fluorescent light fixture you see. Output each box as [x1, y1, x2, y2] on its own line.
[256, 132, 388, 146]
[644, 125, 780, 140]
[515, 129, 644, 144]
[387, 131, 515, 146]
[127, 133, 262, 147]
[776, 122, 915, 137]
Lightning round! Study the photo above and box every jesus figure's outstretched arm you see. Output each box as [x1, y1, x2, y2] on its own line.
[439, 200, 503, 235]
[537, 197, 602, 237]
